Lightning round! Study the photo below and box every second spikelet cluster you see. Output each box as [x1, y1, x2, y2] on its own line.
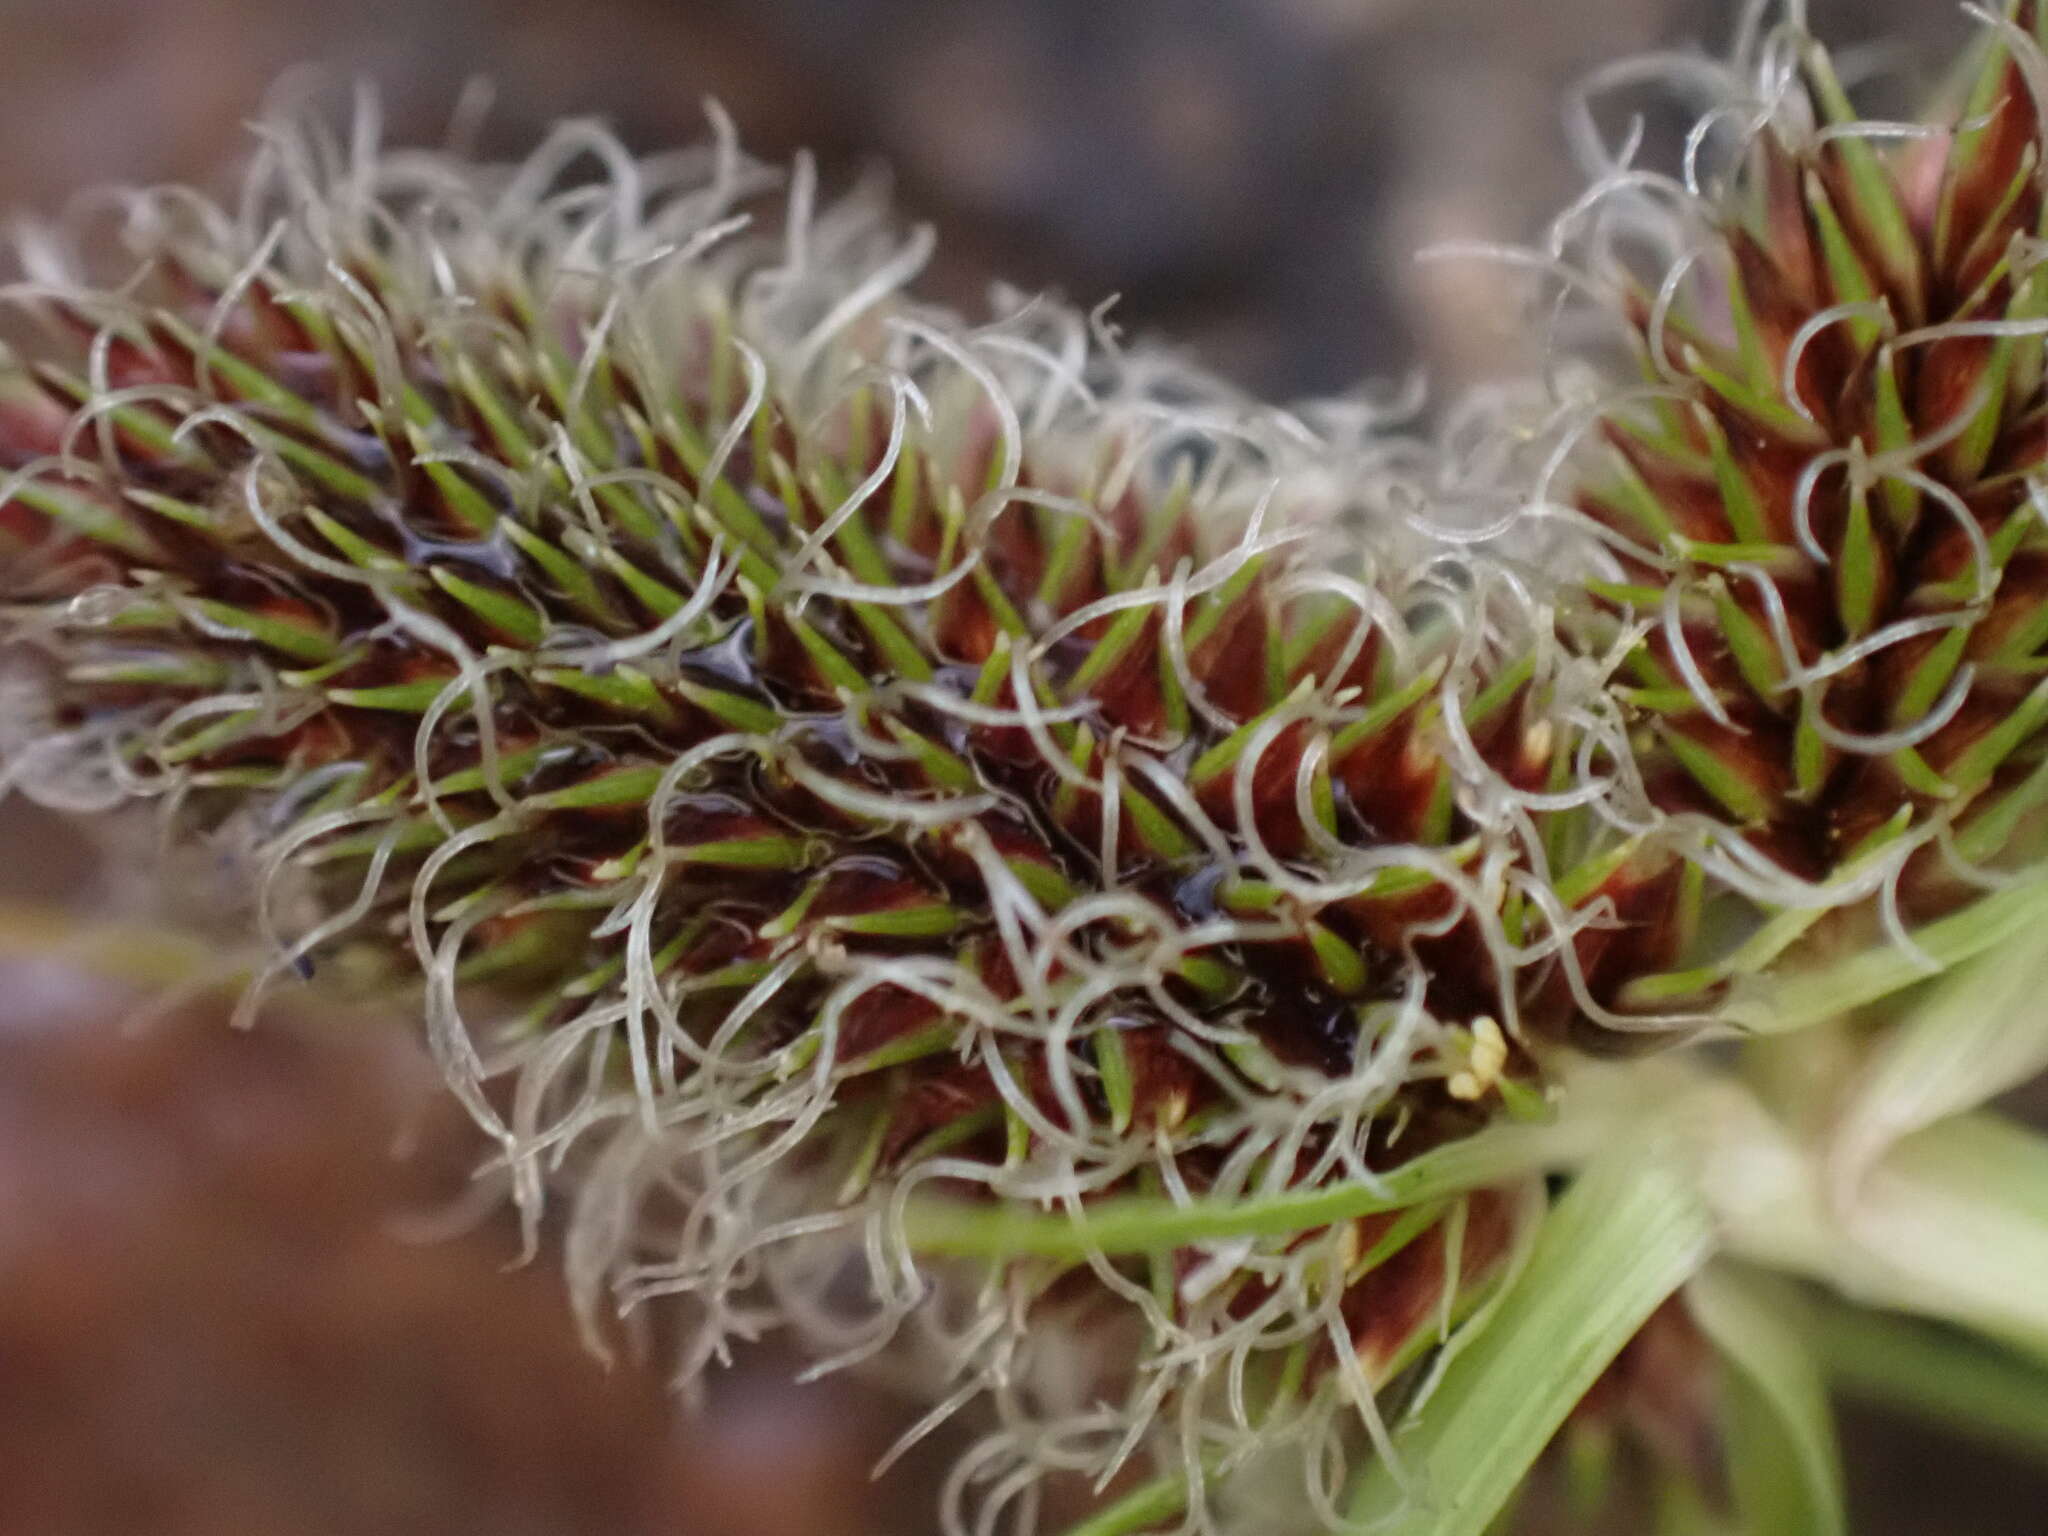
[1558, 3, 2048, 962]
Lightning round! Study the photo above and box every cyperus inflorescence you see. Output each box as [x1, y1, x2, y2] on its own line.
[0, 101, 1709, 1523]
[12, 4, 2048, 1531]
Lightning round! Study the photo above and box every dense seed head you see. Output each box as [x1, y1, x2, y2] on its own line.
[1550, 3, 2048, 951]
[0, 105, 1727, 1509]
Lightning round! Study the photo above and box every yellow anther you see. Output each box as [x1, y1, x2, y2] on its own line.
[1447, 1016, 1508, 1102]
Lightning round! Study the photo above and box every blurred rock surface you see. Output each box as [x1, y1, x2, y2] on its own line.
[0, 957, 935, 1536]
[0, 0, 1962, 395]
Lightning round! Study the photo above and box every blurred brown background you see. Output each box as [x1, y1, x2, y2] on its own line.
[0, 0, 2039, 1533]
[0, 0, 1969, 395]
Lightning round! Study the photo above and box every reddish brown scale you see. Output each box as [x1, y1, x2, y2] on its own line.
[878, 1062, 1003, 1169]
[1188, 582, 1277, 723]
[1337, 726, 1447, 846]
[1017, 1024, 1200, 1140]
[1977, 547, 2048, 652]
[181, 709, 363, 781]
[1542, 860, 1693, 1052]
[1333, 872, 1465, 962]
[1757, 134, 1825, 307]
[930, 574, 1007, 664]
[1991, 402, 2048, 476]
[1473, 688, 1554, 796]
[1919, 330, 2006, 459]
[40, 304, 180, 394]
[1079, 611, 1179, 741]
[1107, 1026, 1204, 1127]
[0, 392, 67, 468]
[1717, 417, 1809, 544]
[835, 985, 952, 1070]
[1339, 1187, 1518, 1378]
[1091, 473, 1149, 561]
[1282, 604, 1384, 699]
[1196, 716, 1321, 858]
[1937, 74, 2042, 289]
[1729, 230, 1838, 413]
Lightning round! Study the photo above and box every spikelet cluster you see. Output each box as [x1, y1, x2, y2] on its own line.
[1525, 1, 2048, 978]
[0, 99, 1723, 1523]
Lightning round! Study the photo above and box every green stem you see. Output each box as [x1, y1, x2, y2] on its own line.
[1757, 876, 2048, 1032]
[900, 1125, 1553, 1258]
[1054, 1467, 1204, 1536]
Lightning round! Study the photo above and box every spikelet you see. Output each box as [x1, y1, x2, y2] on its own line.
[0, 101, 1701, 1531]
[1530, 2, 2048, 979]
